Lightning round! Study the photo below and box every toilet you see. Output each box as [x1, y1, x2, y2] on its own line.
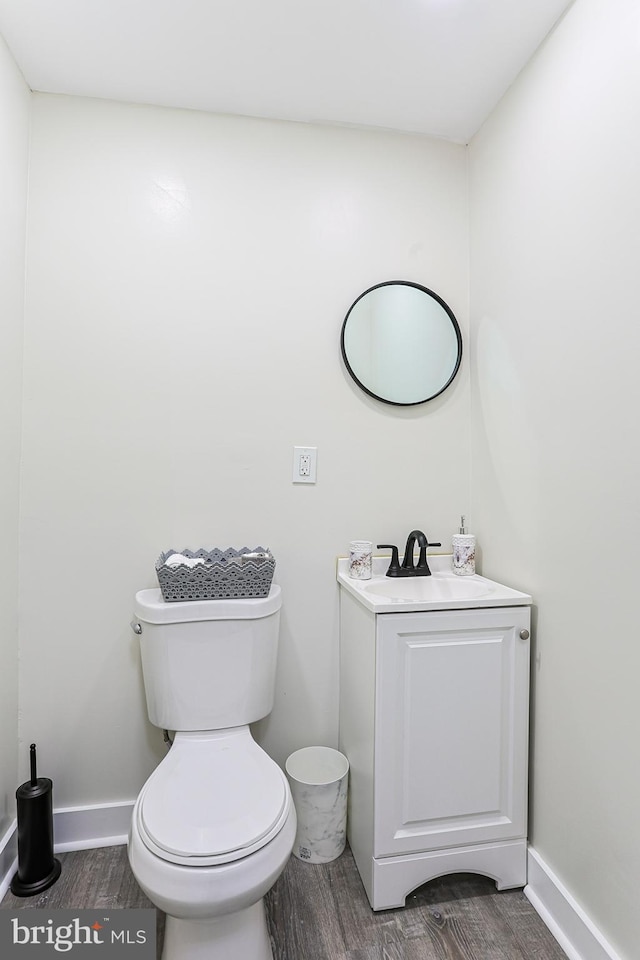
[127, 584, 296, 960]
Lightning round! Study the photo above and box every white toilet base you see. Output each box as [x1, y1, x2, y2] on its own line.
[162, 900, 272, 960]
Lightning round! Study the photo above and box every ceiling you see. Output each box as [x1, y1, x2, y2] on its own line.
[0, 0, 574, 143]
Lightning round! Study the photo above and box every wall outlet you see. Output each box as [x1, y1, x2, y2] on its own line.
[292, 446, 317, 483]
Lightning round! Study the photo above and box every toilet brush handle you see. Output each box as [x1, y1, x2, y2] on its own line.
[30, 743, 37, 786]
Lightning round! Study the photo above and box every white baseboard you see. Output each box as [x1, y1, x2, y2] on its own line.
[525, 847, 624, 960]
[52, 800, 133, 853]
[0, 800, 133, 900]
[0, 820, 18, 902]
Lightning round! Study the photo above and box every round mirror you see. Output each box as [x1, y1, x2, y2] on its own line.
[341, 281, 462, 406]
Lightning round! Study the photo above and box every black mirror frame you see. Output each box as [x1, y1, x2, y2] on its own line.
[340, 280, 463, 407]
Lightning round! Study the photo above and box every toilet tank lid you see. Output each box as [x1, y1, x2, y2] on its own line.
[134, 584, 281, 623]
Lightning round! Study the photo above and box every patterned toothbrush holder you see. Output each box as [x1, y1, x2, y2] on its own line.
[349, 540, 373, 579]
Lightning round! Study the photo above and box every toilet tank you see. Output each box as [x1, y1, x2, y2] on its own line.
[133, 586, 282, 731]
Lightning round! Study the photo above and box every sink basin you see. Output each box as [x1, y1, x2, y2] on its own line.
[364, 574, 494, 603]
[337, 556, 532, 612]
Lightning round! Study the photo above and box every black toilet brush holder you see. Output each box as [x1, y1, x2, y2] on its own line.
[10, 743, 61, 897]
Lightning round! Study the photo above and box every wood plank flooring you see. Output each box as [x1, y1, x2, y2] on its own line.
[2, 844, 568, 959]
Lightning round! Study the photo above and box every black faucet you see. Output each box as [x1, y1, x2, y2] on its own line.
[377, 529, 442, 578]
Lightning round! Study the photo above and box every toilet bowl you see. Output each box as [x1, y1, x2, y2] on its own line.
[128, 586, 295, 960]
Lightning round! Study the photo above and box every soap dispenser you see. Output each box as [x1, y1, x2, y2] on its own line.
[452, 515, 476, 576]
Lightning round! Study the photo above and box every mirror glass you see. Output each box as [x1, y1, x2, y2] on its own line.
[341, 281, 462, 406]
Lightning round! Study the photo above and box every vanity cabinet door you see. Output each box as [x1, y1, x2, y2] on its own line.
[374, 607, 530, 857]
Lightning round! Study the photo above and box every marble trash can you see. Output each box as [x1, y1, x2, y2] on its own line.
[285, 746, 349, 864]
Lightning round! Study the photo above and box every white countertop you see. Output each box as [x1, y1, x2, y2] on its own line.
[337, 555, 532, 614]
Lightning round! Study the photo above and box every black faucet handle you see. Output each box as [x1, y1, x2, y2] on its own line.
[412, 536, 442, 575]
[417, 539, 441, 563]
[376, 544, 400, 578]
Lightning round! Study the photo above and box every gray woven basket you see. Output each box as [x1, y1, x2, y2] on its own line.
[156, 547, 276, 602]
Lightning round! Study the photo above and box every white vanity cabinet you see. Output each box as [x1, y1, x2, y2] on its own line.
[338, 568, 532, 911]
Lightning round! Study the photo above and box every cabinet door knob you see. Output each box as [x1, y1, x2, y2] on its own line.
[519, 629, 530, 640]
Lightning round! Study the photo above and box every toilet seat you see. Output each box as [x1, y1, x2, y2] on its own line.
[137, 728, 290, 866]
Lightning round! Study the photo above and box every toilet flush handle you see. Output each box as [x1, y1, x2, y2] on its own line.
[130, 620, 142, 635]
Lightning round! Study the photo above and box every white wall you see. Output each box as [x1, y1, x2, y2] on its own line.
[20, 94, 469, 804]
[469, 1, 640, 957]
[0, 34, 29, 837]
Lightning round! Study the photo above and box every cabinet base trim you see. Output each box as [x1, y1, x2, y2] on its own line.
[369, 838, 527, 910]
